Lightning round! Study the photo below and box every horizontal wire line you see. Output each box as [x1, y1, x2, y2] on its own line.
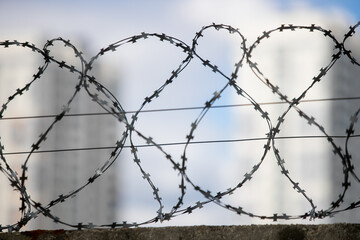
[1, 96, 360, 121]
[3, 134, 360, 156]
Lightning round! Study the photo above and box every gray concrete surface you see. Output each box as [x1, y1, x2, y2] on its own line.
[0, 224, 360, 240]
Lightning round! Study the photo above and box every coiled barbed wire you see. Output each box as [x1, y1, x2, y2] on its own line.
[0, 22, 360, 232]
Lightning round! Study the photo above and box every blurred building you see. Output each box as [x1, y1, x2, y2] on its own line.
[233, 20, 360, 223]
[328, 28, 360, 222]
[0, 37, 120, 230]
[0, 38, 37, 228]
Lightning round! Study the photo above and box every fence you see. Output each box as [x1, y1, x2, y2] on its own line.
[0, 22, 360, 232]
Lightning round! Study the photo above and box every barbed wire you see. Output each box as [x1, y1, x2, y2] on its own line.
[0, 22, 360, 231]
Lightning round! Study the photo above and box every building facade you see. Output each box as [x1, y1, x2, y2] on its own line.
[233, 20, 360, 224]
[0, 37, 120, 230]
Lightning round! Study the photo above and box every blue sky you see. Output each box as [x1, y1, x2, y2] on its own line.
[279, 0, 360, 20]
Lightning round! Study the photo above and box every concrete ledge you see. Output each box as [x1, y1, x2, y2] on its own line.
[1, 224, 360, 240]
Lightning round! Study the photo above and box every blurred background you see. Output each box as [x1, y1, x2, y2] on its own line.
[0, 0, 360, 230]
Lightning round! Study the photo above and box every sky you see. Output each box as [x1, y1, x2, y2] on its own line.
[279, 0, 360, 18]
[0, 0, 359, 46]
[0, 0, 360, 230]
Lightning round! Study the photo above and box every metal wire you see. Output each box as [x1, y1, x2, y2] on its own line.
[2, 134, 360, 156]
[0, 96, 360, 121]
[0, 22, 360, 231]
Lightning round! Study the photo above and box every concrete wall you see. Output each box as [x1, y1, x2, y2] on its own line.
[1, 224, 360, 240]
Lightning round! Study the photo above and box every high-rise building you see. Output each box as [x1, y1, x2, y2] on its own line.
[232, 20, 360, 223]
[0, 38, 38, 229]
[0, 37, 120, 230]
[328, 26, 360, 222]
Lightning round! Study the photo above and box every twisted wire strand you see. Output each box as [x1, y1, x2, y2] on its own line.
[0, 22, 359, 231]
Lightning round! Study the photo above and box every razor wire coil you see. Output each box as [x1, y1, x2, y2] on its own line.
[0, 22, 360, 231]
